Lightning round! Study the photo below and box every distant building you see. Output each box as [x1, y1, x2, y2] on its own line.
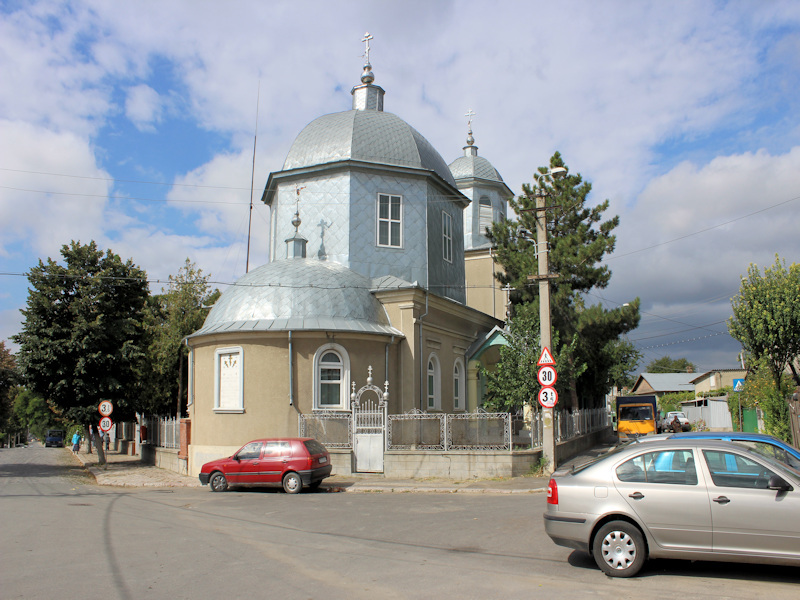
[630, 372, 696, 401]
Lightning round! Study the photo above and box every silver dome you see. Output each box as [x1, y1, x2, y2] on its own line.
[283, 110, 457, 188]
[449, 153, 505, 183]
[191, 258, 403, 337]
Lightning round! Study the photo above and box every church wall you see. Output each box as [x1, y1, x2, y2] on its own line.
[462, 185, 508, 251]
[348, 169, 428, 285]
[270, 172, 351, 262]
[426, 184, 466, 304]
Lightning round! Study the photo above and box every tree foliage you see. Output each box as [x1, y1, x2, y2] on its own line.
[13, 241, 149, 430]
[140, 259, 220, 416]
[646, 356, 696, 374]
[728, 255, 800, 388]
[488, 152, 641, 407]
[730, 357, 793, 442]
[12, 388, 57, 440]
[481, 310, 585, 413]
[0, 341, 19, 438]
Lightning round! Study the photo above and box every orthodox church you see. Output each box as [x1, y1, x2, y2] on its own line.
[185, 38, 514, 475]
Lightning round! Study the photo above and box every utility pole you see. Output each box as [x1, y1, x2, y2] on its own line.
[526, 167, 565, 473]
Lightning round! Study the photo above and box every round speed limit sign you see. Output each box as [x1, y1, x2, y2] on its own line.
[98, 400, 113, 417]
[538, 386, 558, 409]
[99, 417, 113, 432]
[537, 366, 557, 387]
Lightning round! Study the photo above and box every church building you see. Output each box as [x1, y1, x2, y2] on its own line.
[185, 37, 513, 476]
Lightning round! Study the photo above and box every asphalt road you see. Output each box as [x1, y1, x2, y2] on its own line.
[1, 444, 799, 599]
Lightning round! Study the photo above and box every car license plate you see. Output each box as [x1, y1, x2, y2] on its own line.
[319, 457, 327, 463]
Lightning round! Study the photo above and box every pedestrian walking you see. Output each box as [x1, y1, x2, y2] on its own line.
[71, 431, 81, 454]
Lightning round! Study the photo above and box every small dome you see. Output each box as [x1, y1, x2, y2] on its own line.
[191, 259, 402, 337]
[449, 154, 505, 184]
[283, 110, 457, 187]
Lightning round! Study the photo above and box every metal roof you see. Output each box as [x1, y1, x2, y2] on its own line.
[282, 109, 457, 188]
[190, 258, 404, 338]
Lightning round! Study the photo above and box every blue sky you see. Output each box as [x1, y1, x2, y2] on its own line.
[2, 0, 800, 375]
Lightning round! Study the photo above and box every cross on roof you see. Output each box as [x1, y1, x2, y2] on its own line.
[362, 32, 374, 63]
[465, 109, 476, 128]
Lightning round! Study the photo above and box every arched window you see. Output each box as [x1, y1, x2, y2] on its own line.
[453, 358, 465, 411]
[313, 344, 350, 410]
[479, 196, 493, 235]
[427, 354, 441, 411]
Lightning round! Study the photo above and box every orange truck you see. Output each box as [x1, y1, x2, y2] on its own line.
[615, 395, 658, 440]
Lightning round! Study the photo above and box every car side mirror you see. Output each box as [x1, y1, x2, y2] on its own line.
[233, 454, 240, 462]
[768, 475, 793, 492]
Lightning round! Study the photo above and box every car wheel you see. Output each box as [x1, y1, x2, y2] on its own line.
[592, 521, 646, 577]
[209, 472, 228, 492]
[282, 472, 303, 494]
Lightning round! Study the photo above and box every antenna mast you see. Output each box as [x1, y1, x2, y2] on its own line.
[245, 80, 261, 273]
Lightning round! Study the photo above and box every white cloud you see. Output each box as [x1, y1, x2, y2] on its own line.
[125, 84, 163, 131]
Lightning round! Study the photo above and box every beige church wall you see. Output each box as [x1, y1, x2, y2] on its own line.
[464, 249, 506, 321]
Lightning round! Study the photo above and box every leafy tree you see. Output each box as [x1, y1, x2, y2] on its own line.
[728, 255, 800, 388]
[12, 387, 57, 440]
[12, 241, 149, 462]
[731, 357, 793, 442]
[488, 152, 641, 407]
[658, 391, 695, 414]
[140, 259, 219, 416]
[646, 356, 696, 374]
[0, 341, 20, 443]
[481, 310, 585, 413]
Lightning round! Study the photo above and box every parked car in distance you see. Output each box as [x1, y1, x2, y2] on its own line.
[544, 438, 800, 577]
[199, 438, 332, 494]
[659, 411, 690, 433]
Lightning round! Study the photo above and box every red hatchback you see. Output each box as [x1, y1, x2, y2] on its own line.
[199, 438, 332, 494]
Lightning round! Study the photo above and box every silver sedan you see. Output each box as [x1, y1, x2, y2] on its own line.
[543, 438, 800, 577]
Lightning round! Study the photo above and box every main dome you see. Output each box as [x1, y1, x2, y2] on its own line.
[191, 258, 402, 337]
[282, 109, 457, 188]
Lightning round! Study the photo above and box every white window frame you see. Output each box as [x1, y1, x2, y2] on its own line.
[442, 210, 453, 263]
[377, 193, 403, 248]
[427, 354, 441, 411]
[479, 196, 493, 235]
[453, 358, 465, 411]
[313, 343, 351, 411]
[214, 346, 244, 413]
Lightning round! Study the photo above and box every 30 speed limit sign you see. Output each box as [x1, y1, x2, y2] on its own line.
[99, 417, 113, 432]
[537, 366, 557, 387]
[538, 386, 558, 409]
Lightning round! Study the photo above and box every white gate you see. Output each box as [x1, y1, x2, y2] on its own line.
[351, 367, 388, 473]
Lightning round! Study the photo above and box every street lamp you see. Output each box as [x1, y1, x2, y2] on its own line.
[526, 166, 566, 473]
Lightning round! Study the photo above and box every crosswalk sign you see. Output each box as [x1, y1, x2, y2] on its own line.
[537, 347, 555, 366]
[733, 378, 745, 392]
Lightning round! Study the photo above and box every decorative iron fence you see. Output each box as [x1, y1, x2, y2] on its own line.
[144, 416, 180, 449]
[298, 411, 353, 448]
[299, 406, 610, 452]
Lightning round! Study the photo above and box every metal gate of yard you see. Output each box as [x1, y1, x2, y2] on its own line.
[351, 367, 388, 473]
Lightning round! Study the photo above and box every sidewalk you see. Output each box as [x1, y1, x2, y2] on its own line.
[71, 439, 618, 493]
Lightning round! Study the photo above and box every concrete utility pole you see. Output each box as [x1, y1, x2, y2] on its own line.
[527, 167, 565, 473]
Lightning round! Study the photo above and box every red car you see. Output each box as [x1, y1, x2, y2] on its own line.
[199, 438, 332, 494]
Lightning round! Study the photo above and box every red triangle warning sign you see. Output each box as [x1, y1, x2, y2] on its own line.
[537, 347, 555, 366]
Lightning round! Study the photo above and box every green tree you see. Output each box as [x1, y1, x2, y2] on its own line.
[12, 387, 57, 440]
[12, 241, 149, 463]
[481, 310, 585, 413]
[140, 259, 220, 416]
[728, 255, 800, 388]
[488, 152, 641, 407]
[732, 357, 792, 442]
[646, 356, 696, 374]
[0, 341, 20, 444]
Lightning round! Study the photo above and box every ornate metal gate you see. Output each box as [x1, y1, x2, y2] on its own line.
[351, 366, 388, 473]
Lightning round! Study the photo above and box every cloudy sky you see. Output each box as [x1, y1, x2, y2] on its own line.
[1, 0, 799, 375]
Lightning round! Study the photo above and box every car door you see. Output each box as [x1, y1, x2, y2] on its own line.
[613, 448, 713, 551]
[227, 441, 264, 485]
[700, 448, 800, 557]
[259, 441, 292, 483]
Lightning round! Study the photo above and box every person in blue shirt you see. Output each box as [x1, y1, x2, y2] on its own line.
[71, 431, 81, 455]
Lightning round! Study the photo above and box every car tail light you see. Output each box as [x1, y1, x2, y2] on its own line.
[546, 478, 558, 505]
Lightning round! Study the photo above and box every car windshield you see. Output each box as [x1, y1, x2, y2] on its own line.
[303, 440, 327, 455]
